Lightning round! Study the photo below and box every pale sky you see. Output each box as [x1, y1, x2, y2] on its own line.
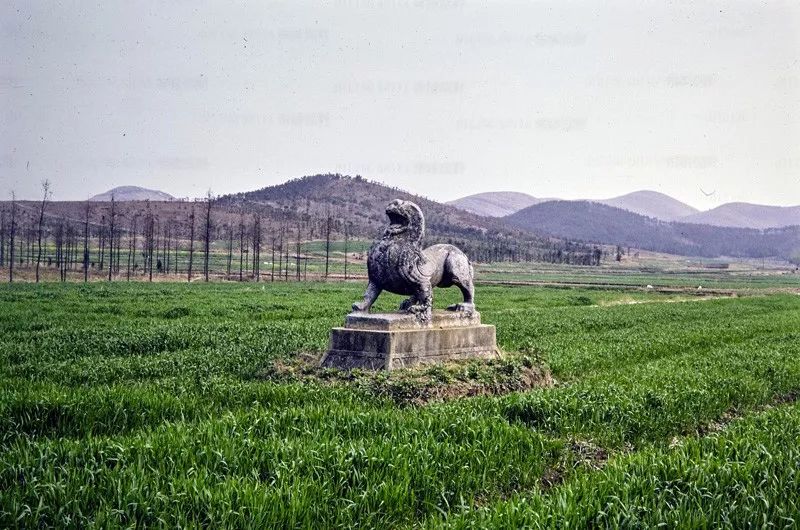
[1, 0, 799, 210]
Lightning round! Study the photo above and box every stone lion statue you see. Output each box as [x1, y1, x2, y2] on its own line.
[352, 199, 475, 322]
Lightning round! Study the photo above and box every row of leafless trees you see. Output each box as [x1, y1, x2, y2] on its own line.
[0, 184, 358, 283]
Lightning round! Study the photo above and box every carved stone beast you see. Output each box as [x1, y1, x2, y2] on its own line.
[352, 199, 475, 322]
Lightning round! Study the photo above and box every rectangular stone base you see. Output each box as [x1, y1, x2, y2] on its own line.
[321, 311, 499, 370]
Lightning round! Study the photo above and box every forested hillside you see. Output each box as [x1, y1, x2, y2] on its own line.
[220, 174, 599, 264]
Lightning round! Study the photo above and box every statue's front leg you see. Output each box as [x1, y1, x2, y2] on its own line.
[409, 281, 433, 323]
[352, 282, 381, 312]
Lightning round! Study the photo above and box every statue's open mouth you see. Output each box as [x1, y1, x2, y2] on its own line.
[386, 209, 409, 233]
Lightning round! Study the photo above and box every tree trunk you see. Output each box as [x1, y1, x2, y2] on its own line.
[252, 215, 261, 282]
[148, 215, 155, 282]
[164, 227, 170, 275]
[83, 202, 90, 282]
[35, 180, 51, 282]
[227, 225, 233, 277]
[238, 217, 244, 282]
[173, 235, 178, 276]
[324, 215, 331, 278]
[153, 220, 160, 277]
[98, 217, 105, 271]
[271, 236, 276, 282]
[187, 205, 195, 282]
[203, 193, 213, 282]
[8, 194, 14, 282]
[344, 222, 349, 280]
[284, 222, 290, 281]
[0, 209, 6, 268]
[107, 196, 115, 281]
[277, 227, 283, 281]
[295, 222, 301, 281]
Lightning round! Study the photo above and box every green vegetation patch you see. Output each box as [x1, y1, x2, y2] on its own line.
[0, 282, 799, 527]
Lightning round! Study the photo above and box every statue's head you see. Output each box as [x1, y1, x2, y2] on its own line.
[384, 199, 424, 243]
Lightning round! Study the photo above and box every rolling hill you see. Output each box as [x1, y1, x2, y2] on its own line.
[447, 192, 544, 217]
[450, 189, 699, 222]
[90, 186, 175, 202]
[595, 190, 699, 221]
[219, 174, 597, 264]
[681, 203, 800, 229]
[505, 200, 800, 260]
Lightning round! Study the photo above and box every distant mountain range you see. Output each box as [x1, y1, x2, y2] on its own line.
[505, 200, 800, 260]
[89, 186, 175, 202]
[451, 189, 800, 229]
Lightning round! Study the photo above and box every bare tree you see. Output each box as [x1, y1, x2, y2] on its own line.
[324, 213, 332, 278]
[83, 201, 90, 282]
[344, 221, 349, 280]
[154, 219, 161, 275]
[203, 190, 213, 282]
[115, 225, 122, 275]
[283, 219, 290, 281]
[163, 225, 170, 275]
[172, 229, 180, 276]
[270, 235, 276, 282]
[0, 207, 6, 269]
[173, 231, 179, 275]
[187, 203, 196, 282]
[227, 224, 234, 277]
[107, 195, 116, 281]
[9, 192, 16, 282]
[98, 215, 106, 271]
[295, 222, 301, 281]
[35, 179, 51, 282]
[238, 211, 245, 281]
[252, 214, 261, 282]
[144, 205, 155, 282]
[277, 224, 283, 281]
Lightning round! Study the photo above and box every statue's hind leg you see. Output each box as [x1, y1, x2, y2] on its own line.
[456, 277, 474, 304]
[446, 255, 475, 312]
[447, 277, 475, 312]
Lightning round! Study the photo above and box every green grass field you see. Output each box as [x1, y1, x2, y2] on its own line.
[1, 281, 799, 528]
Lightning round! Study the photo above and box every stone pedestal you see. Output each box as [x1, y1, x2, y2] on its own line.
[321, 310, 499, 370]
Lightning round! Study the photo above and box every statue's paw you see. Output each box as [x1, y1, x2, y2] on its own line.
[447, 302, 475, 313]
[408, 304, 432, 323]
[352, 301, 368, 312]
[399, 298, 414, 311]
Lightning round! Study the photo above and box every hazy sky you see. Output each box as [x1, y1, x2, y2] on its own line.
[2, 0, 799, 209]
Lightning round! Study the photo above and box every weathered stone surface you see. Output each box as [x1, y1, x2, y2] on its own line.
[322, 311, 499, 371]
[345, 310, 482, 331]
[352, 199, 476, 323]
